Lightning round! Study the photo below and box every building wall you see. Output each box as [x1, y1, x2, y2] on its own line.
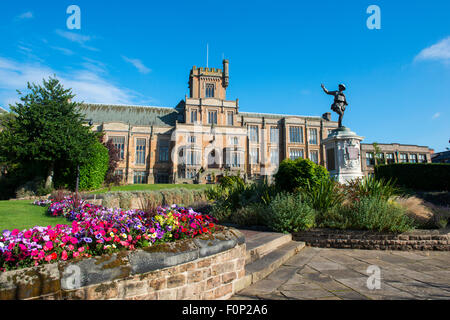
[361, 143, 433, 176]
[85, 61, 432, 184]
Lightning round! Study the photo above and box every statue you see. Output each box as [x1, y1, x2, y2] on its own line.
[321, 83, 348, 128]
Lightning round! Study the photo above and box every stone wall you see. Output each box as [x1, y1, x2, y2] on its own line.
[0, 228, 246, 300]
[293, 228, 449, 251]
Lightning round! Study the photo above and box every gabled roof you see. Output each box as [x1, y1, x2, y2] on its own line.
[79, 103, 181, 127]
[0, 106, 7, 114]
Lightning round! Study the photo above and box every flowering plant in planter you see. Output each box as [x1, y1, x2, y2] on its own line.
[0, 199, 219, 272]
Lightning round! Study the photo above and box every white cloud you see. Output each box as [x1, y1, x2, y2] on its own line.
[0, 56, 139, 106]
[415, 37, 450, 63]
[55, 29, 99, 52]
[17, 11, 33, 19]
[122, 56, 151, 74]
[432, 112, 441, 119]
[50, 46, 74, 56]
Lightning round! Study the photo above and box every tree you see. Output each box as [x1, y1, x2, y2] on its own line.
[0, 76, 100, 190]
[104, 138, 122, 185]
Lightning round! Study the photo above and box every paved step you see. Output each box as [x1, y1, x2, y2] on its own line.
[245, 232, 293, 264]
[235, 240, 305, 292]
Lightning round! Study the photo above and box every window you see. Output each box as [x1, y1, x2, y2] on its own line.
[158, 140, 169, 162]
[227, 111, 234, 126]
[190, 109, 198, 123]
[289, 148, 304, 160]
[229, 136, 239, 145]
[135, 138, 146, 165]
[249, 126, 259, 143]
[114, 169, 123, 181]
[270, 127, 279, 144]
[208, 110, 217, 124]
[205, 83, 214, 98]
[270, 148, 279, 166]
[409, 154, 417, 163]
[186, 150, 200, 165]
[309, 128, 318, 145]
[110, 136, 125, 160]
[310, 150, 319, 164]
[366, 152, 375, 166]
[328, 129, 334, 136]
[250, 148, 259, 164]
[419, 154, 427, 163]
[289, 126, 303, 143]
[400, 153, 408, 163]
[188, 136, 196, 143]
[156, 173, 169, 184]
[386, 153, 394, 164]
[231, 152, 240, 167]
[133, 171, 147, 184]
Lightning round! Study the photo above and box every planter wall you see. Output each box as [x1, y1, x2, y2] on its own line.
[293, 228, 449, 251]
[0, 228, 246, 300]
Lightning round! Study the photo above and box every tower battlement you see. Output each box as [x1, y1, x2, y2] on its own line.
[189, 59, 229, 99]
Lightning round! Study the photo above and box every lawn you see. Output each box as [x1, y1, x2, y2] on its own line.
[89, 183, 209, 194]
[0, 200, 68, 231]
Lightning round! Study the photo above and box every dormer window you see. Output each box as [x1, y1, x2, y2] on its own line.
[205, 83, 214, 98]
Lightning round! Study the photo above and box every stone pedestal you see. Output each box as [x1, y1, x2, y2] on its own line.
[322, 127, 364, 184]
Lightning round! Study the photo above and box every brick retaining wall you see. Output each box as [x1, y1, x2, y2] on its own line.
[292, 228, 449, 251]
[0, 228, 246, 300]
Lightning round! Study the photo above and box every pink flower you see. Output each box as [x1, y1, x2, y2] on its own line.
[73, 251, 80, 258]
[23, 230, 32, 239]
[78, 247, 85, 253]
[68, 244, 74, 251]
[61, 250, 68, 261]
[44, 241, 54, 251]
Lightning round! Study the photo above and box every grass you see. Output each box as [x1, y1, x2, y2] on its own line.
[89, 183, 208, 194]
[0, 200, 68, 231]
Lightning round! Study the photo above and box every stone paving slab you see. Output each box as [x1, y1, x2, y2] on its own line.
[232, 247, 450, 300]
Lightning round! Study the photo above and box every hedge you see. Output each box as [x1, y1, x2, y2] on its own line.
[375, 163, 450, 191]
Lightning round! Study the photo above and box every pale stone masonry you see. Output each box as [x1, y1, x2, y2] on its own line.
[80, 60, 339, 184]
[79, 60, 434, 184]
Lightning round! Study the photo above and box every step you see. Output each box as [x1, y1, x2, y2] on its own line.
[235, 240, 305, 292]
[245, 232, 293, 264]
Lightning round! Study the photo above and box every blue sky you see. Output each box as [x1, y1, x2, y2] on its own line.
[1, 0, 449, 151]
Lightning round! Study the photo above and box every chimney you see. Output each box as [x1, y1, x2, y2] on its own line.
[222, 59, 229, 88]
[322, 112, 331, 121]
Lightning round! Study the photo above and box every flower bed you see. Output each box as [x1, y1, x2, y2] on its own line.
[0, 197, 219, 272]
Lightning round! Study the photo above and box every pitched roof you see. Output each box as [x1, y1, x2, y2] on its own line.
[79, 103, 181, 127]
[0, 106, 7, 114]
[238, 111, 323, 120]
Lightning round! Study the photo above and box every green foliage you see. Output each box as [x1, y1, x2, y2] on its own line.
[301, 178, 345, 223]
[262, 192, 315, 233]
[344, 176, 399, 202]
[319, 196, 415, 232]
[0, 77, 100, 194]
[78, 141, 109, 190]
[230, 203, 267, 226]
[375, 163, 450, 191]
[275, 158, 329, 193]
[206, 175, 277, 223]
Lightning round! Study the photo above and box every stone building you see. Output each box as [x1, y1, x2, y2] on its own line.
[80, 60, 340, 184]
[0, 106, 7, 114]
[360, 143, 433, 176]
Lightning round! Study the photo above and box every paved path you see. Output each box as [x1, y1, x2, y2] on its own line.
[232, 247, 450, 300]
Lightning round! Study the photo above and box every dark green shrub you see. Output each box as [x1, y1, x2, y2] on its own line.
[263, 192, 315, 233]
[230, 203, 267, 226]
[320, 196, 415, 232]
[78, 141, 109, 190]
[375, 163, 450, 191]
[301, 179, 345, 223]
[275, 158, 329, 193]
